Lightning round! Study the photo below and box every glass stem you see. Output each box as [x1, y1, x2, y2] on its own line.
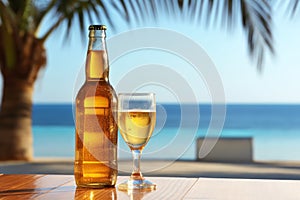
[131, 150, 143, 180]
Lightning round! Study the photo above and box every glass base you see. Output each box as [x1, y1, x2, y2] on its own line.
[118, 178, 156, 191]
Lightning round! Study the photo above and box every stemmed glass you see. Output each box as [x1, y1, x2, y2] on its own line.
[117, 93, 156, 191]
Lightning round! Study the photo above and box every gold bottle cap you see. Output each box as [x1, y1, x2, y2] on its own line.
[89, 25, 107, 30]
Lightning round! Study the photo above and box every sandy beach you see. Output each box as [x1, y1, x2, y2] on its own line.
[1, 159, 300, 180]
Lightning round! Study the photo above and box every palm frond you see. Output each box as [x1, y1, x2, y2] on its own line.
[111, 0, 162, 26]
[35, 0, 57, 34]
[110, 0, 273, 69]
[221, 0, 235, 29]
[40, 0, 111, 41]
[112, 0, 130, 22]
[279, 0, 300, 18]
[285, 0, 300, 17]
[240, 0, 273, 69]
[185, 0, 273, 69]
[3, 0, 275, 70]
[126, 0, 141, 25]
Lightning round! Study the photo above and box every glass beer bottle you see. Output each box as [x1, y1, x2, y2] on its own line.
[74, 25, 118, 188]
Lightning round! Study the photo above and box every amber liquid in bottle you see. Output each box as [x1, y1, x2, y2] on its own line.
[74, 26, 117, 188]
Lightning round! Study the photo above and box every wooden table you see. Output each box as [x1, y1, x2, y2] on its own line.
[0, 174, 300, 199]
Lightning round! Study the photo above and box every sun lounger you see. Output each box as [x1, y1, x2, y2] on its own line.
[196, 137, 253, 163]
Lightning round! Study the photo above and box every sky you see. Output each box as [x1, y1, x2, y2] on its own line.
[1, 3, 300, 104]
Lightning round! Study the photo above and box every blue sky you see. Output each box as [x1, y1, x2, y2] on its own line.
[1, 4, 300, 104]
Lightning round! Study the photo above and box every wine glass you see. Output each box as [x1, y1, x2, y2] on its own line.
[117, 93, 156, 191]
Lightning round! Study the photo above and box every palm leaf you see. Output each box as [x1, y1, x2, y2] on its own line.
[3, 0, 275, 70]
[35, 0, 57, 33]
[291, 0, 300, 15]
[186, 0, 273, 69]
[240, 0, 273, 69]
[279, 0, 300, 18]
[40, 0, 111, 41]
[111, 0, 274, 70]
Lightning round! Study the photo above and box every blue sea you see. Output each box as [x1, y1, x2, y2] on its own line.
[32, 104, 300, 162]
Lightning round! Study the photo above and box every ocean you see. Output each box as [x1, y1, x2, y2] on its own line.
[32, 104, 300, 161]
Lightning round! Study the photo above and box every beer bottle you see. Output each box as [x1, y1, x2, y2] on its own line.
[74, 25, 118, 188]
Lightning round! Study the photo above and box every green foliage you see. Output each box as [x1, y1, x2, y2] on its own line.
[0, 0, 299, 70]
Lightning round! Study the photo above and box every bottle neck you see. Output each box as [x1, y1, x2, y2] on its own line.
[85, 30, 109, 81]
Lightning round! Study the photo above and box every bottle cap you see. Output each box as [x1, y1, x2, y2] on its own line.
[89, 25, 107, 30]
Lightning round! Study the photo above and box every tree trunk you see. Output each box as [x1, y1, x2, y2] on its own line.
[0, 78, 34, 161]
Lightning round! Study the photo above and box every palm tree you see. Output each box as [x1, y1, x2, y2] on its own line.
[0, 0, 116, 160]
[0, 0, 274, 161]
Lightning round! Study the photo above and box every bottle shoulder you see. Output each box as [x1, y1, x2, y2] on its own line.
[76, 81, 117, 104]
